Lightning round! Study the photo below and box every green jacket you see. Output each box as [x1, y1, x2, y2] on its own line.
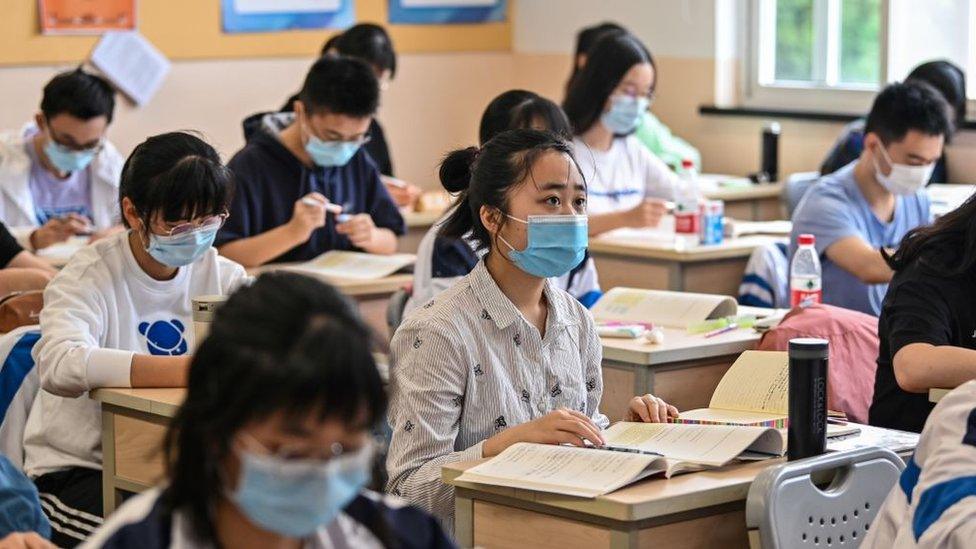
[633, 112, 701, 172]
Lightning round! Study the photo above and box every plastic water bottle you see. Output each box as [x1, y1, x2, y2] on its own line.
[790, 234, 822, 308]
[674, 159, 701, 249]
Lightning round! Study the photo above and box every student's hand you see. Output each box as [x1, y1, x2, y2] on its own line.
[627, 394, 679, 423]
[0, 532, 56, 549]
[336, 214, 377, 250]
[382, 176, 422, 208]
[625, 199, 669, 228]
[482, 408, 607, 458]
[29, 218, 80, 250]
[287, 192, 328, 243]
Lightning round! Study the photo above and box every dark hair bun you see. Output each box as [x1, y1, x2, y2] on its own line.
[438, 146, 479, 193]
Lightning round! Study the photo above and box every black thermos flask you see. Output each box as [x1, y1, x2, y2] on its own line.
[761, 121, 781, 183]
[788, 338, 829, 461]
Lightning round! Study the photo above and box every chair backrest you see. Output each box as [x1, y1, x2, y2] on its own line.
[784, 171, 821, 217]
[386, 287, 412, 336]
[739, 242, 790, 309]
[0, 326, 42, 470]
[746, 447, 904, 549]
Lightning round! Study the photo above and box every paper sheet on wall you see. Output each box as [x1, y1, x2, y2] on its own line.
[284, 251, 415, 280]
[89, 31, 170, 106]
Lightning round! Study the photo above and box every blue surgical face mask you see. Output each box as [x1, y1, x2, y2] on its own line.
[600, 94, 650, 135]
[499, 214, 588, 278]
[146, 225, 218, 268]
[304, 133, 361, 168]
[43, 139, 97, 174]
[230, 443, 372, 538]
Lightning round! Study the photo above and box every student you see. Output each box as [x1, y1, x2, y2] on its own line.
[280, 24, 422, 208]
[406, 90, 601, 314]
[864, 381, 976, 547]
[386, 129, 677, 524]
[563, 31, 685, 236]
[21, 132, 248, 547]
[0, 69, 124, 252]
[789, 82, 950, 317]
[0, 221, 56, 295]
[218, 56, 405, 268]
[567, 22, 701, 172]
[868, 190, 976, 433]
[83, 273, 453, 548]
[821, 61, 966, 181]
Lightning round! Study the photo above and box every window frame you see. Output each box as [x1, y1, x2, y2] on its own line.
[742, 0, 889, 113]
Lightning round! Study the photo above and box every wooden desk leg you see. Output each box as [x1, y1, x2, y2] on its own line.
[609, 529, 637, 549]
[667, 263, 684, 292]
[455, 492, 475, 548]
[100, 408, 119, 517]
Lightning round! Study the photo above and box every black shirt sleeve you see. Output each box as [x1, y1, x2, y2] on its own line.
[883, 271, 955, 357]
[0, 222, 23, 268]
[364, 119, 394, 177]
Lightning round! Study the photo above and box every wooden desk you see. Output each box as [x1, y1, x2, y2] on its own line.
[399, 209, 444, 254]
[600, 327, 760, 421]
[930, 388, 951, 403]
[92, 388, 183, 516]
[444, 426, 916, 549]
[247, 265, 412, 348]
[590, 235, 784, 296]
[702, 181, 784, 222]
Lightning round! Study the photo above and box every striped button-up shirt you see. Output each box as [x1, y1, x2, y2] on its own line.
[386, 260, 609, 524]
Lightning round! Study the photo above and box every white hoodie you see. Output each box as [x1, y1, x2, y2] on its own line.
[23, 230, 248, 478]
[0, 127, 123, 250]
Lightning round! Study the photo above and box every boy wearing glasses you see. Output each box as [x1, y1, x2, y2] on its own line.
[0, 69, 123, 251]
[217, 56, 405, 267]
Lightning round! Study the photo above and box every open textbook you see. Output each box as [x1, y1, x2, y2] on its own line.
[671, 351, 859, 438]
[283, 251, 415, 280]
[591, 287, 737, 329]
[455, 422, 786, 498]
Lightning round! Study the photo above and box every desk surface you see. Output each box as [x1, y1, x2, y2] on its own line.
[92, 388, 185, 418]
[246, 265, 413, 297]
[601, 326, 760, 366]
[443, 423, 917, 523]
[590, 234, 784, 262]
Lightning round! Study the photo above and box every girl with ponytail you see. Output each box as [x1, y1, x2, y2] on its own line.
[386, 128, 677, 526]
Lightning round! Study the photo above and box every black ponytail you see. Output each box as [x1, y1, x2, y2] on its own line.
[438, 128, 583, 251]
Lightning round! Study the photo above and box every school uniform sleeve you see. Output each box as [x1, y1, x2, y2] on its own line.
[34, 266, 131, 398]
[361, 155, 405, 236]
[386, 320, 482, 520]
[215, 255, 251, 292]
[632, 137, 680, 201]
[0, 222, 24, 269]
[863, 381, 976, 548]
[790, 182, 861, 257]
[579, 307, 610, 429]
[881, 270, 953, 360]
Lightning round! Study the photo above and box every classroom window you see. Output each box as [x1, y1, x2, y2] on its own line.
[744, 0, 976, 114]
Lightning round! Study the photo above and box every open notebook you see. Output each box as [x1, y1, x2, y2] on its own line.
[671, 351, 859, 437]
[455, 422, 786, 498]
[591, 287, 737, 329]
[283, 251, 415, 280]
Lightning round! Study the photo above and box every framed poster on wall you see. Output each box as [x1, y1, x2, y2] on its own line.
[388, 0, 506, 24]
[222, 0, 354, 33]
[38, 0, 136, 35]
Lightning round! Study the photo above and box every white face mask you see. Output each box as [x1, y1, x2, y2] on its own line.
[872, 144, 935, 196]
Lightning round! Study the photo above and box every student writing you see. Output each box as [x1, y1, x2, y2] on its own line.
[0, 69, 124, 252]
[22, 132, 247, 547]
[218, 55, 405, 267]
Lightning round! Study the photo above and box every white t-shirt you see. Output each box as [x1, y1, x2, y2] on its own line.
[572, 135, 682, 215]
[23, 231, 248, 477]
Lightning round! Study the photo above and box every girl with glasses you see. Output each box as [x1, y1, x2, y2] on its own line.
[22, 132, 248, 548]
